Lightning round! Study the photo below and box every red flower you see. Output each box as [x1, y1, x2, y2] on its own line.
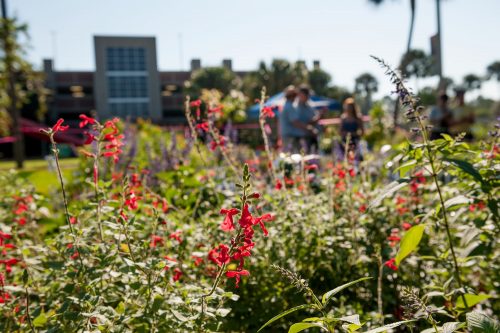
[210, 136, 226, 151]
[69, 216, 78, 224]
[190, 99, 201, 107]
[305, 164, 318, 171]
[0, 231, 13, 246]
[173, 267, 183, 282]
[238, 204, 253, 229]
[220, 208, 240, 232]
[275, 179, 283, 190]
[208, 244, 230, 266]
[0, 292, 11, 303]
[226, 269, 249, 288]
[208, 106, 223, 115]
[83, 132, 96, 144]
[169, 231, 182, 244]
[79, 114, 96, 128]
[359, 204, 367, 213]
[124, 190, 139, 210]
[384, 258, 398, 271]
[402, 222, 412, 230]
[70, 251, 79, 260]
[196, 122, 209, 132]
[253, 213, 274, 236]
[192, 255, 203, 266]
[349, 168, 356, 177]
[52, 118, 69, 133]
[150, 235, 164, 248]
[261, 106, 275, 119]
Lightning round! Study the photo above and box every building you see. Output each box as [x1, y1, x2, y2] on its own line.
[43, 35, 248, 125]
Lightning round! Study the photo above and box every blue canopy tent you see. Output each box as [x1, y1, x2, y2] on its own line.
[246, 92, 341, 120]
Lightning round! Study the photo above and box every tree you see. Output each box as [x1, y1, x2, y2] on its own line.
[355, 73, 378, 114]
[1, 16, 46, 168]
[486, 61, 500, 97]
[188, 67, 239, 96]
[242, 59, 307, 101]
[400, 49, 433, 91]
[462, 74, 482, 93]
[486, 61, 500, 82]
[308, 68, 331, 96]
[324, 86, 352, 105]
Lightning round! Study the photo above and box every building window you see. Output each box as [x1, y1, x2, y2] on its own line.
[109, 102, 149, 118]
[108, 76, 148, 98]
[106, 47, 146, 71]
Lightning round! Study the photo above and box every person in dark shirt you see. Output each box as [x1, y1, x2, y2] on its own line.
[340, 97, 364, 143]
[429, 92, 453, 140]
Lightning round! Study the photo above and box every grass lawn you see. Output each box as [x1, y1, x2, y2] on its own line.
[0, 158, 79, 194]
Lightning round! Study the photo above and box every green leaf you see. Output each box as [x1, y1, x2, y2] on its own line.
[456, 294, 491, 309]
[445, 158, 483, 184]
[288, 322, 328, 333]
[466, 311, 500, 333]
[395, 160, 417, 176]
[322, 277, 372, 306]
[258, 304, 317, 332]
[441, 322, 466, 333]
[115, 301, 125, 315]
[33, 312, 48, 327]
[369, 179, 410, 209]
[395, 224, 426, 266]
[363, 320, 414, 333]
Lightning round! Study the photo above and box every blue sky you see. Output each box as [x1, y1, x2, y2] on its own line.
[11, 0, 500, 99]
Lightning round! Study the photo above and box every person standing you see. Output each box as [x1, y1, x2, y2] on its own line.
[279, 86, 301, 153]
[429, 92, 454, 140]
[295, 85, 320, 153]
[340, 97, 364, 143]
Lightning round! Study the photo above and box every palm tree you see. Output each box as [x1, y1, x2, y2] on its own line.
[400, 49, 433, 91]
[486, 61, 500, 97]
[462, 74, 482, 94]
[355, 73, 378, 114]
[1, 16, 46, 168]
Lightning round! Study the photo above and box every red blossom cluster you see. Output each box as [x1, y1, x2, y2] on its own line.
[12, 195, 32, 226]
[469, 201, 486, 212]
[208, 196, 274, 288]
[410, 171, 426, 193]
[387, 228, 401, 247]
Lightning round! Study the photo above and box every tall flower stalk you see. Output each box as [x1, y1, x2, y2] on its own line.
[372, 56, 468, 308]
[41, 119, 84, 269]
[258, 87, 277, 183]
[201, 164, 273, 314]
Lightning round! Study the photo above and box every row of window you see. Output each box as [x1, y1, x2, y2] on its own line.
[106, 47, 147, 71]
[109, 102, 149, 118]
[108, 76, 148, 98]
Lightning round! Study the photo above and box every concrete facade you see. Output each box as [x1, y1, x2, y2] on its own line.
[94, 36, 162, 122]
